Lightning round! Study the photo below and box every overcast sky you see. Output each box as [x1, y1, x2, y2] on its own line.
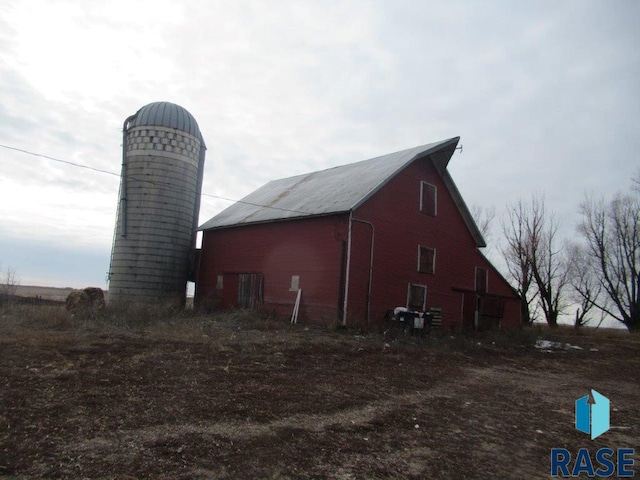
[1, 0, 638, 292]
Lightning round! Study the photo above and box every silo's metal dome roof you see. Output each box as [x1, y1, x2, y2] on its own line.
[128, 102, 204, 143]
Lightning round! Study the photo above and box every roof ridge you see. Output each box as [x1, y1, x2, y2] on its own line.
[265, 139, 457, 184]
[199, 137, 461, 232]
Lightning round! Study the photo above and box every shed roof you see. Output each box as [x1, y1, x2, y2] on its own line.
[200, 137, 485, 246]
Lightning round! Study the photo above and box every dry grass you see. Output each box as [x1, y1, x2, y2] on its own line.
[0, 302, 296, 341]
[2, 304, 639, 479]
[1, 304, 72, 331]
[534, 323, 639, 350]
[3, 300, 635, 346]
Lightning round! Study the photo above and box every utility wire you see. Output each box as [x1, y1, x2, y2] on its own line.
[1, 144, 121, 178]
[0, 143, 313, 216]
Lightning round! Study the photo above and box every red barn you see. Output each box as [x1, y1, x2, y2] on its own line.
[196, 137, 521, 329]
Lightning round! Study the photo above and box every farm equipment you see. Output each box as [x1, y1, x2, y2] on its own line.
[383, 307, 434, 338]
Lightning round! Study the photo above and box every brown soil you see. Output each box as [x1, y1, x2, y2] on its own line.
[1, 314, 638, 479]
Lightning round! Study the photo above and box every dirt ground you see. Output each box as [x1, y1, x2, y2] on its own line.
[0, 310, 638, 479]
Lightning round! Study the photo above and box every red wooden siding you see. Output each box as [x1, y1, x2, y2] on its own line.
[347, 155, 520, 328]
[197, 215, 348, 325]
[197, 154, 521, 329]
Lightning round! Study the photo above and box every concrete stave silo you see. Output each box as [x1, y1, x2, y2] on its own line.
[108, 101, 206, 305]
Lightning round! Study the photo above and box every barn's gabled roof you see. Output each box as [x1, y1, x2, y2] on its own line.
[199, 137, 486, 246]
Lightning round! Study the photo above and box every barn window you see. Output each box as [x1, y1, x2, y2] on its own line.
[475, 267, 488, 294]
[420, 181, 437, 216]
[216, 275, 223, 290]
[406, 283, 427, 311]
[289, 275, 300, 291]
[418, 246, 435, 274]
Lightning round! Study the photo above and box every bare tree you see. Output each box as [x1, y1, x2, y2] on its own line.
[578, 191, 640, 332]
[471, 204, 496, 242]
[501, 200, 537, 325]
[566, 243, 603, 328]
[525, 197, 570, 328]
[501, 197, 570, 327]
[0, 263, 20, 304]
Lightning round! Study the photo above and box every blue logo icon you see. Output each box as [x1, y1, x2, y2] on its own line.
[575, 390, 610, 440]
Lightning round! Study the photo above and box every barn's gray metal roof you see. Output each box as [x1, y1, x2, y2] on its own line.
[128, 102, 204, 144]
[199, 136, 484, 246]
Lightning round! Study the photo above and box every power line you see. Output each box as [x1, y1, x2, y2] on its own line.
[0, 142, 313, 216]
[0, 144, 121, 177]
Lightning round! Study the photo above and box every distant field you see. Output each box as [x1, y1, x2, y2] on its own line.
[13, 286, 195, 305]
[13, 285, 80, 301]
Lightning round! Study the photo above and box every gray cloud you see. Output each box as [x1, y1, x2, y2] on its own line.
[0, 0, 638, 289]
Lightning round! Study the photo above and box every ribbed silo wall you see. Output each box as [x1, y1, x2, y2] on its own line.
[108, 125, 203, 304]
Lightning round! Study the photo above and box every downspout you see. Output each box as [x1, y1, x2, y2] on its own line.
[342, 211, 353, 327]
[341, 213, 376, 327]
[352, 218, 375, 326]
[120, 114, 136, 237]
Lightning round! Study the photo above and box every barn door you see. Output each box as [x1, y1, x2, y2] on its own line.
[238, 273, 264, 309]
[222, 274, 239, 309]
[461, 291, 476, 330]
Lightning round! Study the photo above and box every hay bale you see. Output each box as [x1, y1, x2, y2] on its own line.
[65, 287, 106, 312]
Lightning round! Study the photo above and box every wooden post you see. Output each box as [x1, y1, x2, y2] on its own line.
[291, 289, 302, 324]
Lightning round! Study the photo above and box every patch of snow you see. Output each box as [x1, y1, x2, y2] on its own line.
[535, 339, 563, 351]
[535, 339, 587, 352]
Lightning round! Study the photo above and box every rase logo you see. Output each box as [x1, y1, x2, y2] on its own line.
[575, 389, 610, 440]
[550, 390, 635, 478]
